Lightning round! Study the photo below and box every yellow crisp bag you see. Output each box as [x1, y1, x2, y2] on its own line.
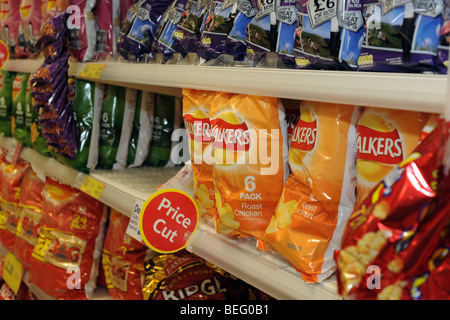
[264, 101, 361, 283]
[210, 93, 289, 241]
[355, 107, 432, 205]
[182, 89, 216, 219]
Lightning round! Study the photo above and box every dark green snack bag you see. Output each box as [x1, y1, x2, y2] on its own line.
[147, 94, 175, 167]
[0, 70, 16, 137]
[127, 90, 154, 168]
[53, 78, 102, 173]
[12, 73, 30, 145]
[99, 84, 126, 170]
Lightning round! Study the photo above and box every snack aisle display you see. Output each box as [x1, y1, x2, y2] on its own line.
[0, 0, 449, 301]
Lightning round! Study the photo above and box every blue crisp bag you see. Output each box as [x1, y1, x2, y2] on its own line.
[358, 0, 443, 72]
[225, 0, 258, 61]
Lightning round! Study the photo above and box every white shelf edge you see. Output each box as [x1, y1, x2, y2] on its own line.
[3, 59, 446, 114]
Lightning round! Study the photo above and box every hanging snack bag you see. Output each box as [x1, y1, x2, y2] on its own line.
[147, 94, 177, 167]
[293, 0, 344, 69]
[12, 72, 30, 146]
[117, 0, 173, 62]
[13, 167, 44, 270]
[53, 78, 102, 173]
[99, 84, 126, 170]
[210, 93, 289, 241]
[18, 0, 42, 58]
[102, 209, 152, 300]
[355, 107, 431, 205]
[197, 0, 238, 61]
[245, 0, 277, 66]
[264, 101, 360, 283]
[113, 88, 138, 170]
[0, 70, 16, 137]
[152, 0, 188, 62]
[67, 0, 98, 62]
[120, 0, 136, 28]
[1, 0, 20, 59]
[94, 0, 120, 61]
[274, 0, 298, 67]
[224, 0, 258, 61]
[358, 0, 443, 72]
[127, 90, 155, 168]
[436, 0, 450, 74]
[170, 0, 209, 59]
[29, 178, 107, 300]
[182, 88, 216, 219]
[0, 161, 29, 251]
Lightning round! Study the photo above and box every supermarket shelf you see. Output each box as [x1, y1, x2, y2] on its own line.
[4, 59, 446, 114]
[0, 135, 342, 300]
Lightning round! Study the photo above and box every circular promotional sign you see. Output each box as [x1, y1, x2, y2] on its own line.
[139, 189, 199, 253]
[0, 40, 9, 69]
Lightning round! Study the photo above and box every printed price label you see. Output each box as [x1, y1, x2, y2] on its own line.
[139, 189, 198, 253]
[126, 198, 145, 243]
[3, 252, 24, 295]
[80, 176, 105, 199]
[0, 40, 9, 70]
[79, 64, 106, 79]
[307, 0, 338, 28]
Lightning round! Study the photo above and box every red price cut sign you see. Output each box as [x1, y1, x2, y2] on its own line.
[139, 189, 199, 253]
[0, 40, 9, 69]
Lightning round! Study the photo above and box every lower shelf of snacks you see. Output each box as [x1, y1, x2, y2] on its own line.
[0, 135, 340, 300]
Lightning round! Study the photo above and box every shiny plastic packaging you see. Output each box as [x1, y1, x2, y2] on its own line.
[336, 119, 449, 299]
[264, 101, 360, 283]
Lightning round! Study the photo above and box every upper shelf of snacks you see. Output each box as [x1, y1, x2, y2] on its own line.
[4, 0, 449, 115]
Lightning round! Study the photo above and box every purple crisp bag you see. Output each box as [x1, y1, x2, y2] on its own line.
[117, 0, 173, 61]
[197, 0, 238, 61]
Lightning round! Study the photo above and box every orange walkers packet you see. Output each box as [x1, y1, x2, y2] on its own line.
[355, 107, 432, 205]
[209, 93, 289, 241]
[182, 89, 216, 220]
[264, 101, 361, 283]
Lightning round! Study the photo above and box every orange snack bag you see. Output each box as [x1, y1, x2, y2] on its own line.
[210, 93, 289, 241]
[264, 101, 361, 283]
[182, 89, 216, 220]
[355, 107, 432, 205]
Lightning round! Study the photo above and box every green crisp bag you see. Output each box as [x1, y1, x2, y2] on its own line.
[99, 84, 126, 170]
[12, 73, 30, 145]
[0, 70, 16, 137]
[127, 90, 154, 168]
[53, 78, 102, 173]
[147, 94, 176, 167]
[28, 97, 50, 157]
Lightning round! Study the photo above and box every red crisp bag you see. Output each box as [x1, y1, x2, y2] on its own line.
[335, 119, 449, 300]
[18, 0, 42, 58]
[94, 0, 120, 61]
[29, 178, 107, 300]
[13, 167, 44, 270]
[0, 161, 29, 251]
[102, 208, 151, 300]
[1, 0, 20, 59]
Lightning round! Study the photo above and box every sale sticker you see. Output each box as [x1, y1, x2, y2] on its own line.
[0, 40, 9, 70]
[139, 189, 199, 253]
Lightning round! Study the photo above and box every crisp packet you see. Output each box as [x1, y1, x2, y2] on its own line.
[336, 119, 449, 299]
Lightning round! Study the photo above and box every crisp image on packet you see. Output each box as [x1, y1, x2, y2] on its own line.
[264, 101, 360, 283]
[183, 88, 216, 219]
[355, 107, 432, 205]
[210, 92, 289, 241]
